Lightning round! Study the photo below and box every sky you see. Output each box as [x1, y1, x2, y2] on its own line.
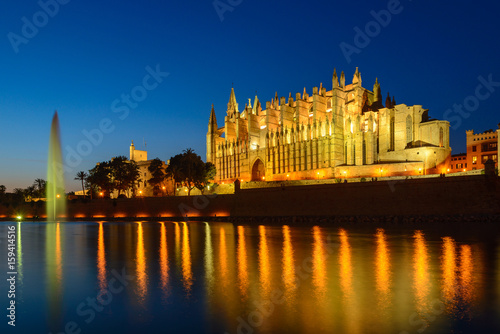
[0, 0, 499, 192]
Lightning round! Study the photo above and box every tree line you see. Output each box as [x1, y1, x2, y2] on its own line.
[75, 148, 216, 198]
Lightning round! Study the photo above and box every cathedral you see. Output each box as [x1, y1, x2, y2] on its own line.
[207, 68, 451, 182]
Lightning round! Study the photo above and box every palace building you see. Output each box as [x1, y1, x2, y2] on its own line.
[207, 68, 451, 182]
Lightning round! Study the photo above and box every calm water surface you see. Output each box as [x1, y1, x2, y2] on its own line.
[1, 221, 500, 334]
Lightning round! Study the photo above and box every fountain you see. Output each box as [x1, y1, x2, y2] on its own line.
[46, 111, 66, 221]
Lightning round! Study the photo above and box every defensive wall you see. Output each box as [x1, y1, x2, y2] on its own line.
[2, 175, 499, 221]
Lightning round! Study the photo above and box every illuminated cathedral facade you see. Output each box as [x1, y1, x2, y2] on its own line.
[207, 68, 451, 182]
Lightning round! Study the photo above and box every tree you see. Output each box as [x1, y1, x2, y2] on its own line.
[33, 178, 46, 198]
[75, 171, 88, 197]
[0, 185, 6, 196]
[87, 162, 114, 197]
[148, 158, 166, 196]
[25, 185, 36, 201]
[195, 162, 217, 194]
[166, 148, 205, 196]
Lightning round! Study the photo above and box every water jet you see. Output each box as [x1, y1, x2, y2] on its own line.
[46, 111, 66, 222]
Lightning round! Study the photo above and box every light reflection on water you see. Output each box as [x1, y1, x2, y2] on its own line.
[2, 221, 499, 334]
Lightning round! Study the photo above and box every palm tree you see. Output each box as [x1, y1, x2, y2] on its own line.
[75, 171, 87, 197]
[33, 178, 46, 198]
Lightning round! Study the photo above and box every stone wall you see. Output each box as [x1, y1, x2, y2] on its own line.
[2, 175, 498, 220]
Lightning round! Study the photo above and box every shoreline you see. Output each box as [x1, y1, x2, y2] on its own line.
[2, 174, 499, 224]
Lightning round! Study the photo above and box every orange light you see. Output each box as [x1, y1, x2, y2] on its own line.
[162, 186, 165, 190]
[286, 174, 289, 178]
[100, 192, 103, 196]
[262, 176, 265, 180]
[56, 194, 60, 198]
[139, 190, 142, 194]
[463, 169, 466, 172]
[447, 169, 450, 172]
[241, 179, 243, 182]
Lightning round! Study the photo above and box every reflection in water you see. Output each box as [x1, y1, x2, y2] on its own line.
[339, 228, 360, 334]
[46, 223, 63, 330]
[182, 222, 193, 294]
[28, 222, 495, 334]
[282, 225, 296, 303]
[136, 222, 147, 303]
[97, 223, 107, 293]
[312, 226, 327, 298]
[174, 222, 181, 267]
[413, 230, 430, 315]
[219, 227, 228, 288]
[159, 222, 169, 297]
[339, 228, 352, 299]
[237, 226, 249, 300]
[375, 229, 391, 309]
[459, 245, 474, 310]
[17, 222, 23, 285]
[258, 225, 271, 299]
[204, 223, 214, 293]
[441, 236, 457, 311]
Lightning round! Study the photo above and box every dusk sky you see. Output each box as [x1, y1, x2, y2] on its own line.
[1, 0, 499, 192]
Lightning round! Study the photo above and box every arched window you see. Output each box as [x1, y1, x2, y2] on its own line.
[439, 127, 444, 147]
[406, 115, 413, 145]
[390, 116, 395, 151]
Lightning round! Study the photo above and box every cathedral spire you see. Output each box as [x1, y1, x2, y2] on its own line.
[227, 87, 239, 115]
[332, 68, 339, 88]
[352, 67, 361, 85]
[208, 104, 218, 132]
[385, 92, 392, 109]
[340, 71, 345, 88]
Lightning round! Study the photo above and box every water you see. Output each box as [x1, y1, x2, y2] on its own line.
[1, 221, 500, 334]
[46, 111, 66, 221]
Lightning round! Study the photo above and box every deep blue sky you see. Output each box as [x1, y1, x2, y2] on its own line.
[1, 0, 499, 192]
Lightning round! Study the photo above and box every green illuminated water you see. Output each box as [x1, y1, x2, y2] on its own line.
[46, 111, 66, 221]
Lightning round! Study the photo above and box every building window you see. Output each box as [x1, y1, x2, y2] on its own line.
[472, 156, 477, 164]
[493, 155, 498, 162]
[472, 145, 476, 152]
[482, 155, 489, 163]
[457, 163, 463, 169]
[439, 127, 444, 147]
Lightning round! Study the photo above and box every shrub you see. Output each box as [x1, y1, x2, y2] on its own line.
[360, 177, 366, 182]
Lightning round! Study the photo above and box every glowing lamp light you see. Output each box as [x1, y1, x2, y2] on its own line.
[262, 176, 265, 180]
[100, 192, 103, 197]
[447, 169, 450, 172]
[16, 215, 22, 220]
[463, 169, 466, 172]
[162, 186, 166, 190]
[56, 194, 60, 198]
[287, 174, 290, 178]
